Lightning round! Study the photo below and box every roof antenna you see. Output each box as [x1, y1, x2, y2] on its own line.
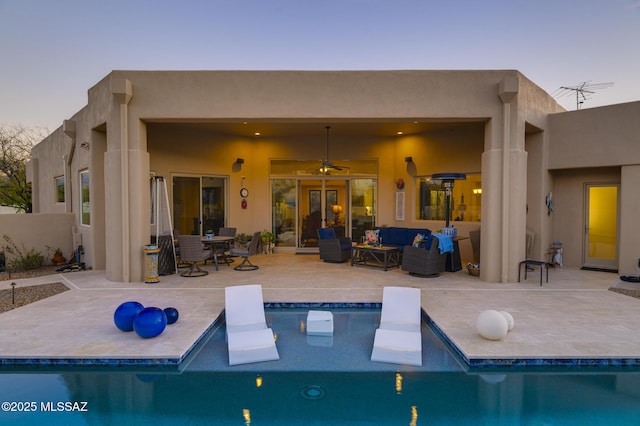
[552, 81, 613, 110]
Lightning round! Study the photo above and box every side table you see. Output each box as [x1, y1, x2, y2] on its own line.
[518, 260, 548, 286]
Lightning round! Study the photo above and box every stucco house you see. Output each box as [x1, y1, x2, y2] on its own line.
[26, 70, 640, 283]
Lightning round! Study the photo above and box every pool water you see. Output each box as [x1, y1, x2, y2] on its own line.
[2, 309, 640, 425]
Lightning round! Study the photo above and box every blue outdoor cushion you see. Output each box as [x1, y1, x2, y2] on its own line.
[424, 234, 435, 250]
[385, 227, 408, 245]
[318, 228, 336, 239]
[376, 227, 432, 247]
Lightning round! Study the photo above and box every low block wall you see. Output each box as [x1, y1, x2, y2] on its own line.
[1, 213, 75, 266]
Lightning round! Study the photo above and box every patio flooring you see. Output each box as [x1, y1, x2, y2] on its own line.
[1, 252, 639, 368]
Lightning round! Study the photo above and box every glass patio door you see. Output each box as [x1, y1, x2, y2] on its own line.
[173, 175, 227, 236]
[298, 179, 348, 248]
[584, 184, 619, 270]
[350, 178, 376, 243]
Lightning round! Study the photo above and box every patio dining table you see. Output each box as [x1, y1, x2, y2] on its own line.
[201, 236, 235, 270]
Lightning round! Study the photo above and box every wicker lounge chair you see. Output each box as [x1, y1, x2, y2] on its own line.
[401, 236, 447, 277]
[317, 228, 352, 263]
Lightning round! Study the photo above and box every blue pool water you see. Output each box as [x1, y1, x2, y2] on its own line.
[2, 308, 640, 425]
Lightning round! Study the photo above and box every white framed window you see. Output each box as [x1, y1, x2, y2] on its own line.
[55, 176, 65, 203]
[80, 169, 90, 226]
[416, 173, 482, 222]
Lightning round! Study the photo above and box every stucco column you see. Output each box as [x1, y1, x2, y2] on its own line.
[480, 75, 528, 282]
[620, 165, 640, 275]
[104, 78, 133, 282]
[104, 79, 150, 283]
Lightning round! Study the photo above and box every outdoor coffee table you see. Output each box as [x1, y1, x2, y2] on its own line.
[351, 244, 400, 271]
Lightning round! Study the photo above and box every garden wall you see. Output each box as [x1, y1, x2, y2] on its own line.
[1, 213, 75, 268]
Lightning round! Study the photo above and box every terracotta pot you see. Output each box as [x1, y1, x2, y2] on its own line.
[52, 253, 66, 266]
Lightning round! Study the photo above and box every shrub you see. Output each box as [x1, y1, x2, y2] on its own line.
[2, 235, 44, 271]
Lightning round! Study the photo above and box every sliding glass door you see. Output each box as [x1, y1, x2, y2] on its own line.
[270, 159, 378, 251]
[173, 175, 227, 236]
[298, 179, 348, 248]
[350, 178, 376, 243]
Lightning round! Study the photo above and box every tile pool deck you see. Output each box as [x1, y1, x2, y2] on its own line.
[1, 252, 639, 368]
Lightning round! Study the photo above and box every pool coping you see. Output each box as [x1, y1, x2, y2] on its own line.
[3, 301, 640, 369]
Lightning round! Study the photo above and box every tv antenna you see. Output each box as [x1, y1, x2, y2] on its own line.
[552, 81, 613, 110]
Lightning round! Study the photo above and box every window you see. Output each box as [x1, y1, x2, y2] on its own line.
[416, 173, 481, 222]
[80, 170, 90, 226]
[55, 176, 65, 203]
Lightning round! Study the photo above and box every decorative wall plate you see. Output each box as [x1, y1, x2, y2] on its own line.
[240, 188, 249, 198]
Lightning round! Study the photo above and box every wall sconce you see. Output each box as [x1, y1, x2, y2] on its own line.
[404, 156, 413, 163]
[80, 142, 89, 150]
[235, 158, 244, 165]
[473, 188, 482, 195]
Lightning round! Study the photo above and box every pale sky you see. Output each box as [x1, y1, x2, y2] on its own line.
[1, 0, 639, 132]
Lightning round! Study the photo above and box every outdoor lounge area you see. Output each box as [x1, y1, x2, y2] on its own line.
[1, 252, 638, 368]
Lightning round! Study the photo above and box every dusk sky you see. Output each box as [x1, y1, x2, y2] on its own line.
[1, 0, 639, 132]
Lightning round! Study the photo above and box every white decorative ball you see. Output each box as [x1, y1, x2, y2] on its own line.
[476, 310, 508, 341]
[500, 311, 515, 331]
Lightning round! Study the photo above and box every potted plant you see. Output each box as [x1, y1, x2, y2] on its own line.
[261, 230, 275, 254]
[205, 230, 214, 240]
[51, 248, 66, 266]
[234, 233, 251, 248]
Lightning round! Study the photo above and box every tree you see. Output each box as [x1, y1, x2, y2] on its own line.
[0, 125, 48, 213]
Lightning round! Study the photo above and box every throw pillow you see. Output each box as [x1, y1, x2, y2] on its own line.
[365, 229, 379, 244]
[412, 233, 424, 247]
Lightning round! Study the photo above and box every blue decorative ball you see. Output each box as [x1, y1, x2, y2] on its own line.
[164, 307, 179, 325]
[133, 307, 167, 338]
[114, 301, 144, 332]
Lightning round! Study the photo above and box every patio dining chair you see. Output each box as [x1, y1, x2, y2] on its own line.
[225, 284, 280, 365]
[177, 235, 211, 277]
[371, 286, 422, 366]
[230, 231, 261, 271]
[214, 227, 237, 265]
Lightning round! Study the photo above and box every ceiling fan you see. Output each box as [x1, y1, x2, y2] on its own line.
[319, 126, 349, 173]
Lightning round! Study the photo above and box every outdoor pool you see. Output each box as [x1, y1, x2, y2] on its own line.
[1, 308, 640, 425]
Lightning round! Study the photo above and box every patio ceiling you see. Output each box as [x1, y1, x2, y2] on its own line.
[146, 120, 486, 139]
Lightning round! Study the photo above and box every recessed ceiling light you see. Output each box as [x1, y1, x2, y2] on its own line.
[397, 131, 403, 135]
[254, 132, 261, 136]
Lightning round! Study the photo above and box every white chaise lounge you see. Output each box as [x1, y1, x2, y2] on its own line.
[371, 286, 422, 366]
[225, 284, 280, 366]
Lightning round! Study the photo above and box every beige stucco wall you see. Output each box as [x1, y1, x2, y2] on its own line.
[548, 101, 640, 274]
[548, 101, 640, 169]
[29, 70, 584, 283]
[147, 122, 485, 230]
[1, 213, 74, 267]
[551, 167, 620, 267]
